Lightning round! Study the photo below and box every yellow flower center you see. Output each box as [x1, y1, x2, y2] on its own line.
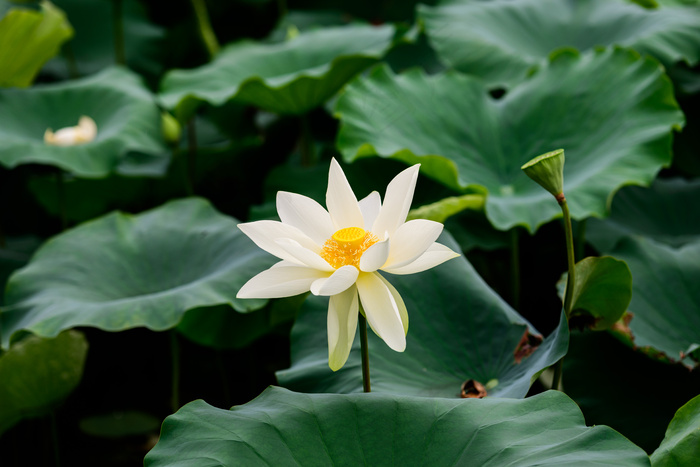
[320, 227, 378, 269]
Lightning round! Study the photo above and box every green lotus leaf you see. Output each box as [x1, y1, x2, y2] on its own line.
[335, 48, 684, 231]
[651, 394, 700, 466]
[0, 198, 275, 349]
[46, 0, 165, 79]
[564, 330, 700, 453]
[419, 0, 700, 88]
[0, 330, 88, 435]
[0, 0, 73, 87]
[608, 237, 700, 368]
[0, 66, 169, 177]
[588, 177, 700, 251]
[277, 233, 568, 398]
[144, 386, 649, 466]
[557, 256, 633, 331]
[159, 23, 395, 119]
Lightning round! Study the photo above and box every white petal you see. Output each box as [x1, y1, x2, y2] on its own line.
[310, 265, 359, 296]
[383, 242, 460, 275]
[78, 116, 97, 140]
[356, 272, 406, 352]
[236, 264, 326, 298]
[376, 274, 408, 334]
[359, 238, 390, 272]
[276, 191, 334, 246]
[238, 220, 319, 263]
[371, 164, 420, 239]
[358, 191, 381, 231]
[383, 219, 443, 270]
[326, 158, 364, 230]
[327, 285, 359, 371]
[276, 238, 334, 272]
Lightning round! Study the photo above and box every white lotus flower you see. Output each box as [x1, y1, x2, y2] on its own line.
[44, 116, 97, 146]
[237, 159, 460, 371]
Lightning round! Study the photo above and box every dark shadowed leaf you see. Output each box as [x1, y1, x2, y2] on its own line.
[0, 330, 88, 435]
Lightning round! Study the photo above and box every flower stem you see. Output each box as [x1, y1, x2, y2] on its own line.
[510, 227, 520, 310]
[50, 410, 61, 467]
[112, 0, 126, 65]
[186, 119, 198, 195]
[358, 308, 371, 393]
[56, 171, 67, 231]
[170, 331, 181, 413]
[552, 359, 564, 391]
[190, 0, 220, 59]
[558, 196, 576, 319]
[574, 219, 586, 262]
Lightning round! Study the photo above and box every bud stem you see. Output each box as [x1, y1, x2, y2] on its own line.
[191, 0, 220, 59]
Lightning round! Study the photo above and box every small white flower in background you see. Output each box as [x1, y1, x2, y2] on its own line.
[44, 116, 97, 146]
[237, 159, 460, 371]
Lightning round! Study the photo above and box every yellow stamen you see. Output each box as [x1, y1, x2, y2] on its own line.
[321, 227, 378, 269]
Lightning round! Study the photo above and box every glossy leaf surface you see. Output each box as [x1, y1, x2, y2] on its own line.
[420, 0, 700, 88]
[651, 394, 700, 466]
[145, 386, 649, 466]
[160, 24, 395, 119]
[336, 48, 683, 231]
[611, 237, 700, 368]
[0, 198, 274, 348]
[0, 66, 168, 177]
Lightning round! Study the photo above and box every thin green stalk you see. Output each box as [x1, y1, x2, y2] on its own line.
[510, 227, 520, 310]
[552, 194, 576, 393]
[558, 196, 576, 318]
[191, 0, 220, 58]
[299, 114, 316, 167]
[574, 219, 586, 262]
[551, 359, 563, 391]
[50, 410, 61, 467]
[56, 171, 67, 231]
[112, 0, 126, 65]
[186, 119, 197, 195]
[359, 307, 371, 393]
[63, 43, 80, 78]
[170, 331, 181, 413]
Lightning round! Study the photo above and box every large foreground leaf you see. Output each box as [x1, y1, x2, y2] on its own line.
[277, 233, 568, 398]
[0, 198, 275, 348]
[651, 394, 700, 466]
[607, 237, 700, 368]
[0, 330, 87, 435]
[336, 48, 683, 231]
[420, 0, 700, 88]
[144, 386, 649, 466]
[588, 177, 700, 251]
[159, 24, 395, 119]
[0, 66, 168, 177]
[0, 0, 73, 87]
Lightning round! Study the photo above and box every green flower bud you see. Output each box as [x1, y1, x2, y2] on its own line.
[521, 149, 565, 199]
[161, 111, 182, 145]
